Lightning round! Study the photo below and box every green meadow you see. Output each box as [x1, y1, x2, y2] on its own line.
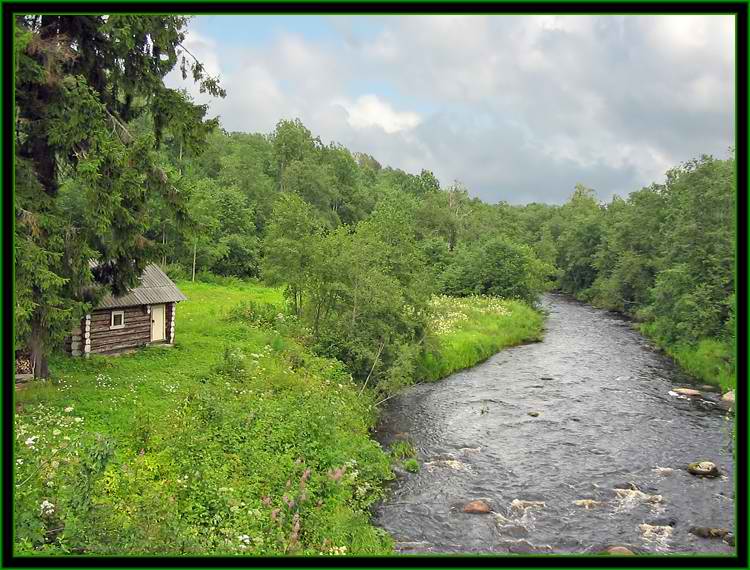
[14, 280, 544, 556]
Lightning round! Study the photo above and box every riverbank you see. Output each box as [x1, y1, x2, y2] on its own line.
[14, 281, 543, 556]
[577, 293, 734, 392]
[418, 295, 545, 382]
[639, 326, 735, 393]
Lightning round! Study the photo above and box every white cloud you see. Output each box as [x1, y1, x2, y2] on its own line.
[166, 15, 735, 204]
[332, 95, 421, 134]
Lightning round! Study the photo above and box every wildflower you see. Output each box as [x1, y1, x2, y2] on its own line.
[52, 429, 61, 436]
[74, 417, 83, 423]
[40, 500, 55, 515]
[24, 436, 38, 447]
[51, 460, 60, 469]
[328, 466, 346, 482]
[64, 407, 74, 413]
[16, 459, 23, 465]
[238, 534, 251, 545]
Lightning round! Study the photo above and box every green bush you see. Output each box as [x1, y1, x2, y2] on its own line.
[403, 459, 420, 473]
[162, 263, 189, 282]
[389, 440, 416, 460]
[441, 238, 551, 305]
[227, 300, 285, 328]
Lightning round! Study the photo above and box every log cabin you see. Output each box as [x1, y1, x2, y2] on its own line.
[65, 264, 187, 357]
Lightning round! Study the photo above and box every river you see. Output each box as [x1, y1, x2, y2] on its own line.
[374, 293, 735, 554]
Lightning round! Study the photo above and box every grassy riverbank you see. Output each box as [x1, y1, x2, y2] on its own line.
[418, 295, 545, 382]
[638, 326, 735, 392]
[14, 281, 544, 556]
[584, 293, 735, 393]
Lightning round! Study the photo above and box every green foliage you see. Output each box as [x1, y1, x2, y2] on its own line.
[389, 440, 417, 461]
[262, 193, 322, 316]
[658, 339, 735, 393]
[14, 15, 223, 376]
[403, 459, 420, 474]
[542, 155, 735, 389]
[227, 300, 285, 328]
[417, 296, 544, 381]
[15, 281, 394, 556]
[263, 194, 433, 392]
[441, 238, 552, 304]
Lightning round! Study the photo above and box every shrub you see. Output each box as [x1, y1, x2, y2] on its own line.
[162, 263, 189, 282]
[441, 238, 551, 305]
[227, 300, 285, 328]
[403, 459, 420, 473]
[389, 440, 416, 460]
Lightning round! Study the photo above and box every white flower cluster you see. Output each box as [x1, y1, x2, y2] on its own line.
[40, 500, 55, 516]
[428, 295, 512, 336]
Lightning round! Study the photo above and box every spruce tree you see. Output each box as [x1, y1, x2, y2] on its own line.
[14, 15, 224, 377]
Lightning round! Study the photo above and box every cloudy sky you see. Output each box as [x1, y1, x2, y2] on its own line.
[166, 15, 735, 205]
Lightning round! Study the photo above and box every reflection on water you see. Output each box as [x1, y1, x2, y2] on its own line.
[374, 294, 734, 554]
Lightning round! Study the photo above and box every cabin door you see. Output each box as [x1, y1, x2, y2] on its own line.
[151, 304, 166, 342]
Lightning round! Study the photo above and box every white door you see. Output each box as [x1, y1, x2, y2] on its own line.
[151, 304, 165, 342]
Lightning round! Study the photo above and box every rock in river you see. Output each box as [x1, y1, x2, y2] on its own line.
[463, 500, 491, 514]
[528, 411, 540, 417]
[511, 499, 546, 510]
[689, 527, 730, 539]
[573, 499, 603, 509]
[673, 388, 702, 398]
[605, 546, 635, 555]
[722, 390, 734, 403]
[687, 461, 721, 478]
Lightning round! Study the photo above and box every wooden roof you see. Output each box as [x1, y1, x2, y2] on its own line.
[93, 263, 187, 309]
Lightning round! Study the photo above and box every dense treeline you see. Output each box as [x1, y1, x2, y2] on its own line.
[27, 103, 736, 389]
[546, 159, 736, 387]
[14, 12, 734, 390]
[117, 118, 557, 390]
[139, 117, 734, 388]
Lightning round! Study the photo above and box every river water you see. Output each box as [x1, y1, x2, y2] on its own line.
[374, 294, 735, 554]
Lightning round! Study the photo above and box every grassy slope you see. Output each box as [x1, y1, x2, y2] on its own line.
[14, 282, 545, 556]
[418, 295, 545, 382]
[586, 294, 734, 392]
[638, 328, 735, 392]
[16, 281, 393, 555]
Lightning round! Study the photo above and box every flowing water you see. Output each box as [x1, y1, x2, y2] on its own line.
[374, 294, 735, 554]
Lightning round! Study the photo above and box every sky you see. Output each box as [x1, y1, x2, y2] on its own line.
[165, 15, 735, 205]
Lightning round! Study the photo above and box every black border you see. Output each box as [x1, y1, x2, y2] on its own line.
[3, 1, 747, 568]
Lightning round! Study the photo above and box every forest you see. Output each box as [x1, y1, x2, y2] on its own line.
[13, 15, 736, 556]
[18, 111, 736, 390]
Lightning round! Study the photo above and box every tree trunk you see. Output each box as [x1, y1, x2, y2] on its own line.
[29, 323, 49, 379]
[192, 240, 197, 282]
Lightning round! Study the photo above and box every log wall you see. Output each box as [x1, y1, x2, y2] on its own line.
[66, 302, 179, 357]
[166, 302, 175, 343]
[89, 306, 151, 355]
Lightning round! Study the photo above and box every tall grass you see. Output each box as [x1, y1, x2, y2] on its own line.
[14, 281, 394, 556]
[15, 283, 546, 556]
[639, 323, 735, 392]
[417, 295, 544, 382]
